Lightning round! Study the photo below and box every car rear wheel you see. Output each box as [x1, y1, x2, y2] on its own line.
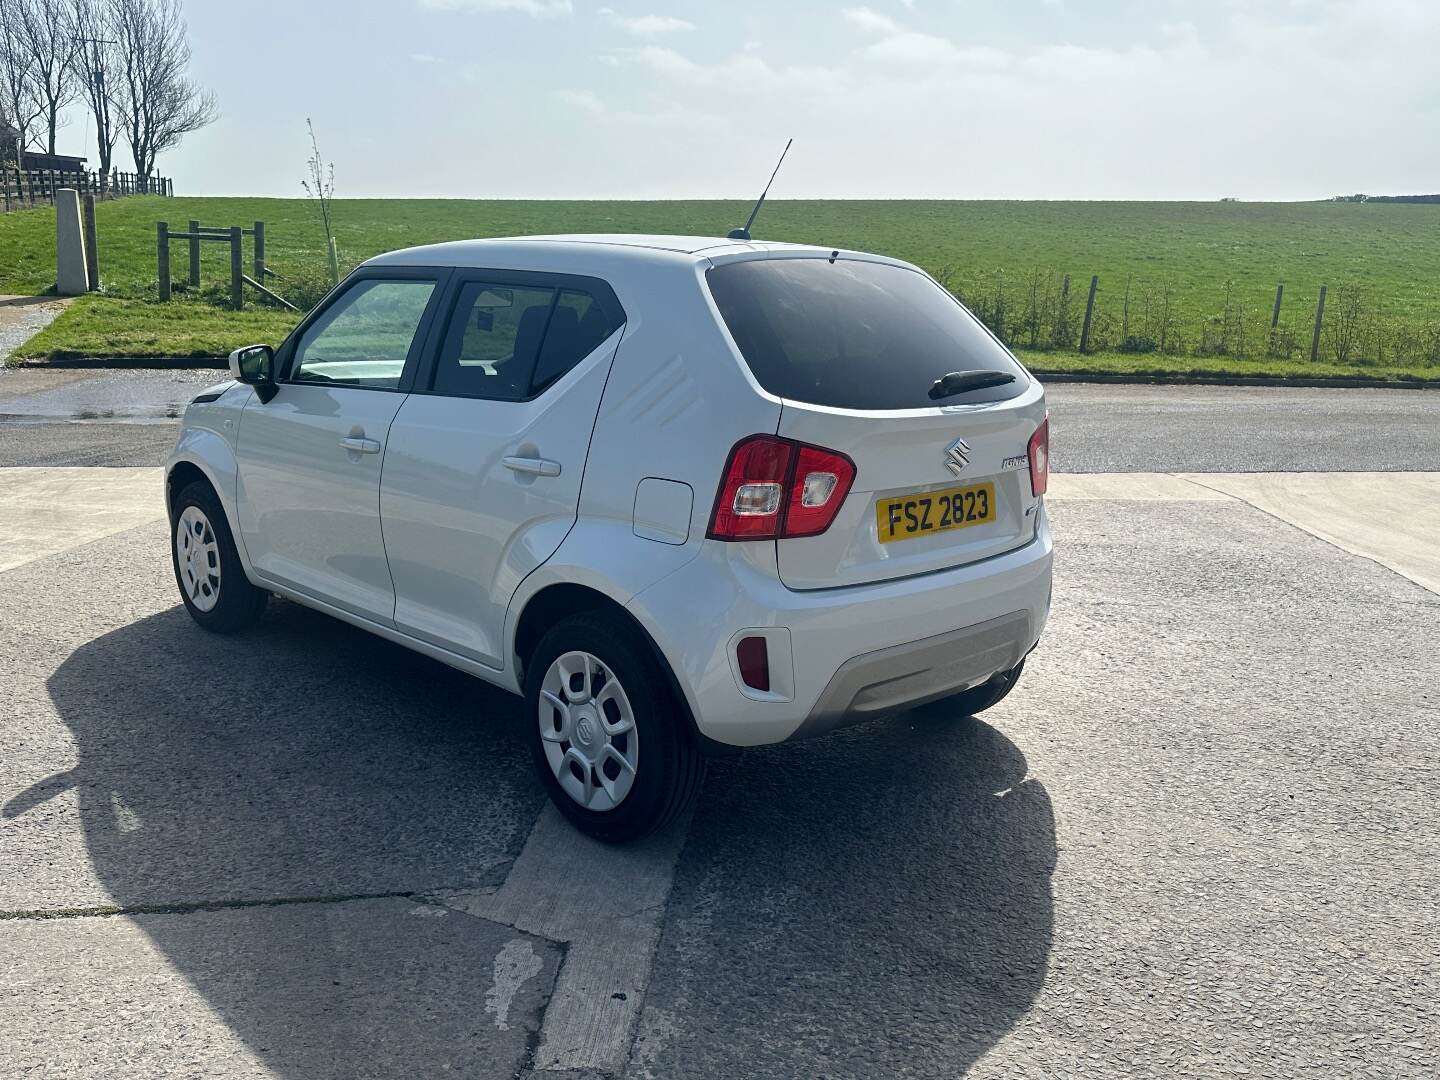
[171, 481, 267, 633]
[942, 658, 1026, 717]
[525, 612, 704, 842]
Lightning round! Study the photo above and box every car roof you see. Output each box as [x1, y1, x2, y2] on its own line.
[364, 233, 844, 271]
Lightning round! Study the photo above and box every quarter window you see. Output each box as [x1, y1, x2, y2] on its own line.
[291, 279, 437, 389]
[431, 282, 621, 400]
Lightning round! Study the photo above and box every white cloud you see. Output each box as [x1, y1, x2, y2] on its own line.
[843, 7, 904, 35]
[598, 9, 697, 36]
[555, 88, 606, 114]
[861, 32, 1012, 69]
[418, 0, 572, 17]
[609, 45, 702, 76]
[409, 52, 444, 64]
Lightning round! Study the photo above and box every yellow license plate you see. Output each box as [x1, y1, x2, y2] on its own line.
[876, 482, 996, 543]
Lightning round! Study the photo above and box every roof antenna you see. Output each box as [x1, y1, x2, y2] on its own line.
[728, 138, 793, 242]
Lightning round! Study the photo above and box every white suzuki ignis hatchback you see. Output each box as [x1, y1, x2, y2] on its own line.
[167, 235, 1052, 841]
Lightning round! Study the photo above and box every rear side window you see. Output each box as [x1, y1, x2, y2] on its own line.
[431, 282, 622, 401]
[706, 258, 1028, 410]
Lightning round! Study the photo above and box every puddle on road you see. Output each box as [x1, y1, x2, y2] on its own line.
[0, 369, 222, 423]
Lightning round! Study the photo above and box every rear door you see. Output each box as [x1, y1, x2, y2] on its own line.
[706, 254, 1046, 590]
[379, 272, 625, 668]
[235, 269, 445, 620]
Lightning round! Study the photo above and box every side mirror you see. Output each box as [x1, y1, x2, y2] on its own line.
[228, 344, 277, 402]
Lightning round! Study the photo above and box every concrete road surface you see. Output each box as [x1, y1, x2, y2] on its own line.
[1, 466, 1435, 1078]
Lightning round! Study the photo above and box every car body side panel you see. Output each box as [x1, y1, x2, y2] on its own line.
[502, 257, 781, 683]
[573, 259, 782, 553]
[167, 384, 257, 575]
[381, 332, 624, 670]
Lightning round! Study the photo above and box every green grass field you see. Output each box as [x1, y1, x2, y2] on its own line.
[4, 195, 1440, 379]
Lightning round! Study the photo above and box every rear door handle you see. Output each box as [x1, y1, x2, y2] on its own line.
[503, 455, 562, 477]
[340, 435, 382, 454]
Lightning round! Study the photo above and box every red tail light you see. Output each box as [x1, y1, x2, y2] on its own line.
[708, 435, 856, 541]
[1028, 415, 1050, 497]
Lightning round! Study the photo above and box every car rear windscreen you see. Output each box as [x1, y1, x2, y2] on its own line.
[706, 258, 1029, 410]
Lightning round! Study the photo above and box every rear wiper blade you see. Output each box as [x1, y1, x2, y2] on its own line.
[928, 369, 1016, 400]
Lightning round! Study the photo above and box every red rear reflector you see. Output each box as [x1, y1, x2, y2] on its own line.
[736, 635, 770, 691]
[708, 435, 856, 541]
[1028, 415, 1050, 497]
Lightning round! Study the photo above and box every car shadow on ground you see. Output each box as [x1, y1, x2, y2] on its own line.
[28, 600, 553, 1075]
[633, 700, 1057, 1079]
[28, 600, 1055, 1078]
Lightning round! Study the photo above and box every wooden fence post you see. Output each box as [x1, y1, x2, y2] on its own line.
[1310, 285, 1327, 363]
[1079, 274, 1099, 353]
[1271, 284, 1284, 329]
[230, 226, 244, 310]
[157, 222, 171, 301]
[253, 220, 266, 282]
[83, 194, 99, 291]
[188, 220, 201, 287]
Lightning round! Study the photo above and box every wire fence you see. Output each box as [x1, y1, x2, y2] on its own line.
[941, 268, 1440, 368]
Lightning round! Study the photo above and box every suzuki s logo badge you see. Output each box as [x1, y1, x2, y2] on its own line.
[945, 437, 971, 476]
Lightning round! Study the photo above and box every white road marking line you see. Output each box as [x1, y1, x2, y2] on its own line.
[0, 467, 166, 572]
[437, 804, 690, 1073]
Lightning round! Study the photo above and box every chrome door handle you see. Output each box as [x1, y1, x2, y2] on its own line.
[503, 455, 562, 477]
[340, 435, 382, 454]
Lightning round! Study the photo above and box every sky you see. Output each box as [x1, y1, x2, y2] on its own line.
[49, 0, 1440, 201]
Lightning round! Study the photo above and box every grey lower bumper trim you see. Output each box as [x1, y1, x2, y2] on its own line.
[790, 611, 1033, 741]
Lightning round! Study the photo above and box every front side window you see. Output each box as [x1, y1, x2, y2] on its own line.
[291, 279, 437, 389]
[706, 258, 1028, 410]
[432, 282, 622, 401]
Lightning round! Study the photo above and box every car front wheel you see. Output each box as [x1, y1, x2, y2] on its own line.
[170, 480, 267, 633]
[525, 612, 704, 843]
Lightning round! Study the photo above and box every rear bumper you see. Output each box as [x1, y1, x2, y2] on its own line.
[791, 610, 1033, 740]
[626, 504, 1052, 747]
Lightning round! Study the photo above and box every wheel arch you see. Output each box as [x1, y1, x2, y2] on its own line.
[166, 428, 252, 577]
[511, 581, 734, 756]
[165, 459, 214, 517]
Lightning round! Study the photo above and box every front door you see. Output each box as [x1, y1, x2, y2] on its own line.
[235, 271, 445, 622]
[380, 274, 626, 668]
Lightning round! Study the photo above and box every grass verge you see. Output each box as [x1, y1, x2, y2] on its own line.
[1014, 349, 1439, 385]
[11, 295, 301, 362]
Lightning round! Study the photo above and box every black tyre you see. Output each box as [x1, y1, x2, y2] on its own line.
[170, 480, 268, 634]
[942, 658, 1027, 716]
[525, 612, 705, 843]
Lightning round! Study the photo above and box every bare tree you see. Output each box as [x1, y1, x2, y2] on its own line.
[0, 3, 44, 155]
[112, 0, 214, 185]
[301, 118, 339, 284]
[8, 0, 81, 155]
[68, 0, 121, 186]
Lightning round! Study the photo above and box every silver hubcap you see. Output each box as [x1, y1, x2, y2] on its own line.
[538, 650, 639, 811]
[175, 505, 221, 613]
